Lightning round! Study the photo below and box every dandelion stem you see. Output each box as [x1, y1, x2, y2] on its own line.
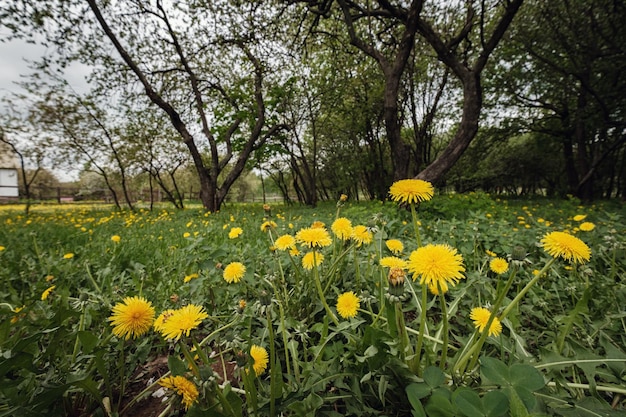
[313, 255, 339, 326]
[412, 284, 428, 375]
[266, 308, 277, 417]
[500, 258, 555, 321]
[439, 291, 449, 370]
[410, 203, 422, 248]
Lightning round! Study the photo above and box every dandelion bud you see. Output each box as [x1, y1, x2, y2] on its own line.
[387, 267, 406, 298]
[510, 246, 527, 262]
[259, 290, 272, 306]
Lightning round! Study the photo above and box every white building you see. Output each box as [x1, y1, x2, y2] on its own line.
[0, 141, 19, 198]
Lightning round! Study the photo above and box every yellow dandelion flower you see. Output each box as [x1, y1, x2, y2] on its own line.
[311, 220, 326, 228]
[183, 273, 199, 283]
[183, 232, 191, 238]
[573, 214, 587, 222]
[289, 247, 300, 257]
[45, 274, 55, 282]
[408, 244, 465, 294]
[111, 235, 121, 243]
[579, 222, 595, 232]
[336, 291, 360, 319]
[389, 179, 434, 204]
[351, 225, 373, 246]
[159, 375, 199, 410]
[223, 262, 246, 283]
[302, 251, 324, 270]
[379, 256, 408, 270]
[41, 285, 56, 301]
[0, 246, 5, 251]
[228, 227, 243, 239]
[541, 231, 591, 264]
[159, 304, 208, 341]
[331, 217, 353, 241]
[153, 309, 176, 333]
[275, 234, 296, 251]
[295, 227, 332, 248]
[489, 257, 509, 275]
[485, 249, 497, 257]
[250, 345, 269, 376]
[470, 307, 502, 337]
[385, 239, 404, 255]
[63, 253, 74, 259]
[260, 221, 277, 232]
[339, 194, 348, 202]
[109, 296, 155, 340]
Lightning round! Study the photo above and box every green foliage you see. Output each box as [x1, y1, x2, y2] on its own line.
[0, 193, 624, 416]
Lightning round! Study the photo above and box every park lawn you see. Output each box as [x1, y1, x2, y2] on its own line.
[0, 192, 625, 416]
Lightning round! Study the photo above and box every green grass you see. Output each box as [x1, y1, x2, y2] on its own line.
[0, 193, 625, 416]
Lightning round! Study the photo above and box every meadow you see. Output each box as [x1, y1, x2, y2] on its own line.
[0, 186, 625, 417]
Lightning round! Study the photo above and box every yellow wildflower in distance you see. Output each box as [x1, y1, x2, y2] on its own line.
[489, 257, 509, 275]
[228, 227, 243, 239]
[408, 244, 465, 294]
[485, 249, 497, 257]
[275, 234, 296, 251]
[331, 217, 353, 241]
[385, 239, 404, 255]
[183, 232, 191, 238]
[159, 375, 199, 410]
[289, 247, 300, 257]
[311, 221, 325, 228]
[389, 179, 434, 204]
[111, 235, 121, 243]
[351, 225, 373, 246]
[158, 304, 208, 341]
[541, 231, 591, 264]
[250, 345, 269, 376]
[183, 273, 199, 283]
[379, 256, 408, 270]
[336, 291, 360, 319]
[41, 285, 56, 301]
[0, 246, 5, 251]
[573, 214, 587, 222]
[470, 307, 502, 337]
[302, 251, 324, 270]
[295, 227, 332, 248]
[223, 262, 246, 283]
[579, 222, 595, 232]
[63, 253, 74, 259]
[109, 296, 155, 340]
[260, 220, 277, 232]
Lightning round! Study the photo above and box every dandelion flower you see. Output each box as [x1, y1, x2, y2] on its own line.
[485, 249, 497, 257]
[109, 296, 155, 340]
[408, 244, 465, 294]
[302, 251, 324, 270]
[311, 221, 325, 229]
[153, 309, 176, 333]
[351, 225, 373, 246]
[228, 227, 243, 239]
[63, 253, 74, 259]
[541, 231, 591, 264]
[183, 232, 191, 238]
[0, 246, 5, 251]
[385, 239, 404, 255]
[41, 285, 56, 301]
[573, 214, 587, 222]
[274, 235, 296, 251]
[379, 256, 408, 270]
[159, 304, 208, 341]
[111, 235, 121, 243]
[331, 218, 353, 241]
[295, 227, 332, 248]
[470, 307, 502, 337]
[489, 257, 509, 275]
[223, 262, 246, 283]
[183, 273, 199, 283]
[389, 179, 434, 204]
[336, 291, 360, 319]
[289, 247, 300, 257]
[250, 345, 269, 376]
[159, 375, 199, 410]
[260, 221, 277, 232]
[579, 222, 595, 232]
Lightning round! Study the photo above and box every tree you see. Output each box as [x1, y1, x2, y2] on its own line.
[300, 0, 524, 185]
